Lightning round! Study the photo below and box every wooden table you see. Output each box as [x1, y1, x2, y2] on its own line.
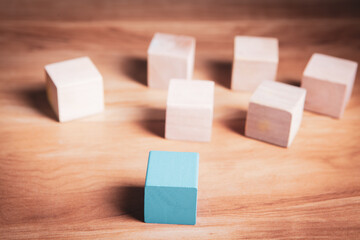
[1, 1, 359, 239]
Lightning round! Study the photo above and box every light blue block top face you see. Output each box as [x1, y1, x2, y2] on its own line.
[145, 151, 199, 189]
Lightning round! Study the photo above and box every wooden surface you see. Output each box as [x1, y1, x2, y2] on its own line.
[0, 0, 360, 239]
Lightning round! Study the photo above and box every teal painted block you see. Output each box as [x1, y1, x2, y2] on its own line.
[144, 151, 199, 225]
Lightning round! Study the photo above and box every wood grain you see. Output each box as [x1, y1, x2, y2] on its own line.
[0, 0, 359, 239]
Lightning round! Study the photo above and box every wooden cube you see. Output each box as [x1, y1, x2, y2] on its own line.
[45, 57, 104, 122]
[165, 79, 214, 142]
[147, 33, 196, 89]
[245, 81, 306, 147]
[301, 53, 358, 118]
[144, 151, 199, 225]
[231, 36, 279, 91]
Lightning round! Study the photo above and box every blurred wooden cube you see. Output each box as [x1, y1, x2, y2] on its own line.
[165, 79, 214, 142]
[245, 81, 306, 147]
[301, 53, 358, 118]
[231, 36, 279, 91]
[147, 33, 196, 89]
[45, 57, 104, 122]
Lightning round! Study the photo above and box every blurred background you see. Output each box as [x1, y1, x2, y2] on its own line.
[1, 0, 359, 87]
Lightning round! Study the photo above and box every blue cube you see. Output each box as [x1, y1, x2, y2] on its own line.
[144, 151, 199, 225]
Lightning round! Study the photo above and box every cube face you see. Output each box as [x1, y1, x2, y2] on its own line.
[148, 54, 189, 89]
[57, 80, 104, 122]
[302, 76, 346, 118]
[165, 79, 214, 142]
[301, 53, 358, 118]
[45, 72, 59, 117]
[246, 103, 292, 147]
[147, 33, 195, 89]
[45, 57, 104, 122]
[166, 106, 213, 142]
[145, 186, 197, 225]
[231, 36, 279, 91]
[289, 95, 306, 145]
[144, 151, 199, 225]
[232, 60, 277, 91]
[245, 81, 306, 147]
